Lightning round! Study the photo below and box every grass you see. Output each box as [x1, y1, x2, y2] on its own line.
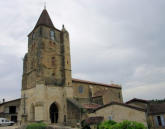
[26, 122, 47, 129]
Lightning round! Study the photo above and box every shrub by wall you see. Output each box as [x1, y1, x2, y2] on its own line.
[26, 122, 47, 129]
[98, 120, 147, 129]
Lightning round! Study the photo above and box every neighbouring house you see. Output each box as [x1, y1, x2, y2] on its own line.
[0, 99, 20, 123]
[88, 102, 147, 127]
[126, 98, 165, 129]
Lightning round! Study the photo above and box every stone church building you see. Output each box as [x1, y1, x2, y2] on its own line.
[19, 8, 123, 125]
[0, 9, 149, 127]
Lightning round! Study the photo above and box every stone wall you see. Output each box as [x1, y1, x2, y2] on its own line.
[72, 81, 123, 104]
[67, 101, 81, 125]
[22, 25, 72, 90]
[89, 104, 147, 126]
[127, 101, 148, 109]
[20, 84, 73, 124]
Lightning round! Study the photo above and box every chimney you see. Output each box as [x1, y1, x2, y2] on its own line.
[2, 98, 5, 103]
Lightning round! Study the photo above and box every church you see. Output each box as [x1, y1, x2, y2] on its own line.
[0, 8, 148, 127]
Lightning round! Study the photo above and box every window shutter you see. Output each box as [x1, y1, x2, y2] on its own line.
[4, 107, 9, 113]
[154, 116, 159, 126]
[161, 116, 165, 126]
[16, 107, 18, 113]
[108, 116, 112, 120]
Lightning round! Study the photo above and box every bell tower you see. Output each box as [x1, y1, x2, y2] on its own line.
[20, 9, 73, 123]
[22, 9, 72, 90]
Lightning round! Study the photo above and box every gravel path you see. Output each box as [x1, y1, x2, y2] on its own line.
[0, 126, 18, 129]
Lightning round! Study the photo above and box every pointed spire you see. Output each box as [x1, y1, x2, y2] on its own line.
[34, 9, 55, 29]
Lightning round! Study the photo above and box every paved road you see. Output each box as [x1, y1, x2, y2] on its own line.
[0, 126, 18, 129]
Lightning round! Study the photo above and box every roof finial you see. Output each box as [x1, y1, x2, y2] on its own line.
[44, 2, 46, 10]
[62, 24, 66, 31]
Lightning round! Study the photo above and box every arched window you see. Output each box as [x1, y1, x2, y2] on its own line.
[50, 30, 55, 40]
[51, 57, 55, 66]
[78, 86, 83, 94]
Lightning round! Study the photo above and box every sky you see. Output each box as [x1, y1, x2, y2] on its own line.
[0, 0, 165, 102]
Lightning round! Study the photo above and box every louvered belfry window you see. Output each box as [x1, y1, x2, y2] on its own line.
[50, 30, 55, 40]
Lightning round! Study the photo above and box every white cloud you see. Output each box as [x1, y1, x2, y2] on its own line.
[123, 82, 165, 102]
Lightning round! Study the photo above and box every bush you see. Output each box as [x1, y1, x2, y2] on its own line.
[98, 120, 117, 129]
[26, 122, 47, 129]
[98, 120, 147, 129]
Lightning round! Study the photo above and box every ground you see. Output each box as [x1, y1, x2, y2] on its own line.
[0, 126, 18, 129]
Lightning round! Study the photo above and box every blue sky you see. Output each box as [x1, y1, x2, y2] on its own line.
[0, 0, 165, 102]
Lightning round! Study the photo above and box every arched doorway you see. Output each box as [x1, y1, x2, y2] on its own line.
[49, 103, 58, 123]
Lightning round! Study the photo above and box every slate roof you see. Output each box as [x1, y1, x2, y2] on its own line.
[126, 98, 149, 104]
[149, 103, 165, 115]
[72, 78, 121, 89]
[34, 9, 55, 29]
[126, 98, 165, 115]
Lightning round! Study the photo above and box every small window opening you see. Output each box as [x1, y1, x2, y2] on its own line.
[52, 73, 55, 76]
[32, 33, 35, 40]
[31, 61, 33, 69]
[39, 27, 42, 36]
[108, 116, 112, 120]
[51, 57, 55, 66]
[119, 93, 121, 99]
[9, 106, 16, 114]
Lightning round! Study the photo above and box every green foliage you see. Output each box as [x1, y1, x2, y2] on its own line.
[150, 98, 165, 103]
[98, 120, 147, 129]
[26, 122, 47, 129]
[98, 120, 116, 129]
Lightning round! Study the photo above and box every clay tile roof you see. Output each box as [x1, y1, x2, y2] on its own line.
[93, 90, 107, 97]
[83, 116, 104, 125]
[93, 102, 145, 112]
[72, 78, 121, 89]
[82, 103, 101, 109]
[0, 98, 21, 106]
[34, 9, 55, 29]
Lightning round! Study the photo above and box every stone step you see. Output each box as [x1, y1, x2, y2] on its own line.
[48, 124, 79, 129]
